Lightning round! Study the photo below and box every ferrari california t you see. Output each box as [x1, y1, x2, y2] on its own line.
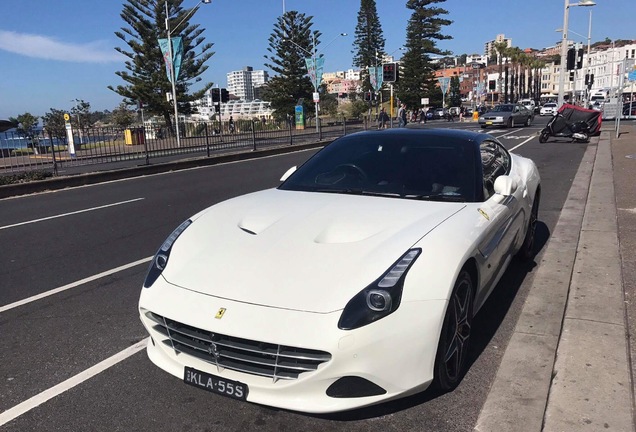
[138, 128, 540, 413]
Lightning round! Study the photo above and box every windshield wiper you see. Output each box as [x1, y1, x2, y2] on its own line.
[403, 193, 466, 202]
[314, 188, 402, 198]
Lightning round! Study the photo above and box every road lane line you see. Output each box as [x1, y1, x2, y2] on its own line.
[0, 338, 149, 427]
[509, 135, 536, 152]
[0, 198, 145, 230]
[0, 257, 152, 313]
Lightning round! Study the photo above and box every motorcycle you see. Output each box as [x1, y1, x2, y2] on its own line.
[538, 104, 601, 144]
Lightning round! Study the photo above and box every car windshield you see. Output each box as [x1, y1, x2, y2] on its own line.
[279, 132, 477, 202]
[544, 103, 556, 108]
[491, 105, 514, 112]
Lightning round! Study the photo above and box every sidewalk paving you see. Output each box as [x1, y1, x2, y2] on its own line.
[476, 120, 636, 431]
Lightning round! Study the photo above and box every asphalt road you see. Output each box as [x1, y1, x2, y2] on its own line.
[0, 117, 590, 431]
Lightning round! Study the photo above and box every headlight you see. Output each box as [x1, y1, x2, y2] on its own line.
[143, 219, 192, 288]
[338, 249, 421, 330]
[478, 116, 484, 121]
[495, 116, 504, 121]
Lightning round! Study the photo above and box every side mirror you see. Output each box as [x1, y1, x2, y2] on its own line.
[493, 175, 517, 196]
[280, 166, 297, 182]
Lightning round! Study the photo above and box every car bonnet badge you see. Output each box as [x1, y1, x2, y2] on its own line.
[215, 307, 226, 319]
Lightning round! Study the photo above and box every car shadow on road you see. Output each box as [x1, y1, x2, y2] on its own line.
[312, 221, 551, 422]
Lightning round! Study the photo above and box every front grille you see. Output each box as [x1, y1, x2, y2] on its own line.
[145, 311, 331, 381]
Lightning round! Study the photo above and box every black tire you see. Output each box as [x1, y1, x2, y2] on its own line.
[539, 130, 550, 143]
[480, 125, 487, 129]
[525, 116, 532, 127]
[433, 269, 474, 392]
[517, 188, 540, 261]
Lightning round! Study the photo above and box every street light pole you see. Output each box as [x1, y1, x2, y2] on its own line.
[165, 0, 212, 147]
[284, 32, 347, 136]
[557, 0, 595, 107]
[584, 10, 592, 107]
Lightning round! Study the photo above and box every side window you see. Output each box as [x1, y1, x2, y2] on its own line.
[481, 140, 511, 199]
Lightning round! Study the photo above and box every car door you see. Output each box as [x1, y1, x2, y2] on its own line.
[475, 140, 521, 299]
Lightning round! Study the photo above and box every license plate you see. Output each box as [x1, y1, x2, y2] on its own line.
[184, 367, 248, 401]
[486, 121, 492, 125]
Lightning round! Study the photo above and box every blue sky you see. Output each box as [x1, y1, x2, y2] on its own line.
[0, 0, 634, 119]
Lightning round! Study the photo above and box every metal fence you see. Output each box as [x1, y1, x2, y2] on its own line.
[0, 117, 373, 176]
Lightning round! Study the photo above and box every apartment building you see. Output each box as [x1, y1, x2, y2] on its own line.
[226, 66, 269, 101]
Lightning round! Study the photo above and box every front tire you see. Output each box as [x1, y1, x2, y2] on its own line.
[525, 116, 532, 127]
[433, 269, 474, 392]
[539, 130, 550, 143]
[517, 188, 540, 261]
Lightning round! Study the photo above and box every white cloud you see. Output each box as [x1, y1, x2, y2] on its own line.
[0, 30, 123, 63]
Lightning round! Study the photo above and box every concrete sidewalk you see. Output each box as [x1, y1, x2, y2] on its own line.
[476, 120, 636, 431]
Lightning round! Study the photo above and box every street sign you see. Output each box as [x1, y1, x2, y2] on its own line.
[628, 69, 636, 82]
[421, 98, 429, 106]
[313, 92, 320, 103]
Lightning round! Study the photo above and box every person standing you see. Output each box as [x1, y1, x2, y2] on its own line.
[398, 103, 407, 127]
[378, 108, 389, 129]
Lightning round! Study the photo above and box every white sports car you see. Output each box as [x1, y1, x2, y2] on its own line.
[139, 128, 541, 413]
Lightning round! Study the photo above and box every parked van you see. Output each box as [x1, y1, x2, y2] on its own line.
[520, 99, 536, 112]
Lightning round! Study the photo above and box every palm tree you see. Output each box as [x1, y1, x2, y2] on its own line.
[494, 41, 509, 102]
[508, 47, 524, 103]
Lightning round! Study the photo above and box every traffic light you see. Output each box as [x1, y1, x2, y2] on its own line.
[382, 63, 398, 83]
[488, 80, 496, 91]
[566, 47, 576, 70]
[569, 71, 575, 82]
[364, 91, 372, 101]
[585, 73, 595, 89]
[211, 88, 230, 103]
[210, 88, 220, 102]
[576, 48, 584, 69]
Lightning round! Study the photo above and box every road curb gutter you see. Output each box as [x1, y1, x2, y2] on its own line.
[474, 138, 598, 431]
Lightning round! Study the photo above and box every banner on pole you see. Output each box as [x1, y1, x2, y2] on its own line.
[158, 37, 184, 83]
[305, 57, 325, 89]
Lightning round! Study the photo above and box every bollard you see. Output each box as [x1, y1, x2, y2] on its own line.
[472, 111, 479, 121]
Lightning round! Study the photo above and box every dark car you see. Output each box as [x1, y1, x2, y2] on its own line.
[623, 102, 636, 116]
[478, 103, 534, 128]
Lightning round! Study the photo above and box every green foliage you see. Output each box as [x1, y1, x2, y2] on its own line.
[449, 76, 461, 107]
[396, 0, 452, 109]
[352, 0, 386, 93]
[111, 102, 137, 128]
[262, 11, 318, 120]
[0, 170, 53, 186]
[42, 109, 67, 141]
[110, 0, 214, 129]
[319, 92, 339, 116]
[70, 99, 94, 130]
[9, 113, 39, 138]
[346, 100, 370, 119]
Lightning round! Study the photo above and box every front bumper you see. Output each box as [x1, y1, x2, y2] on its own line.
[139, 278, 446, 413]
[478, 117, 506, 126]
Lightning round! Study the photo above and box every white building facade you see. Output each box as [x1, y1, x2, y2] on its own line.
[227, 66, 269, 101]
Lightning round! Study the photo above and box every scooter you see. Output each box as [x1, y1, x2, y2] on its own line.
[538, 112, 590, 143]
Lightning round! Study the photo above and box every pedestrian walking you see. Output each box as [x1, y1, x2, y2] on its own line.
[229, 116, 235, 133]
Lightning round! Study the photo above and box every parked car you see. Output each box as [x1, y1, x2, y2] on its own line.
[138, 128, 540, 413]
[478, 103, 534, 128]
[540, 103, 558, 116]
[623, 102, 636, 116]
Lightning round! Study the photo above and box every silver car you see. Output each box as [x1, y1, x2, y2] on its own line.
[478, 104, 534, 128]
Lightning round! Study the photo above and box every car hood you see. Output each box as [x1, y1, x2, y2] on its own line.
[162, 189, 465, 313]
[483, 111, 511, 117]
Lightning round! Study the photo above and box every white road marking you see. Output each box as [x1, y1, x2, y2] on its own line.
[0, 198, 145, 230]
[0, 338, 149, 427]
[509, 135, 536, 152]
[0, 257, 152, 313]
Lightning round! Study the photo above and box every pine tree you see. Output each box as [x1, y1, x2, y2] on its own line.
[262, 11, 319, 120]
[352, 0, 386, 93]
[396, 0, 452, 109]
[449, 76, 461, 107]
[109, 0, 214, 131]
